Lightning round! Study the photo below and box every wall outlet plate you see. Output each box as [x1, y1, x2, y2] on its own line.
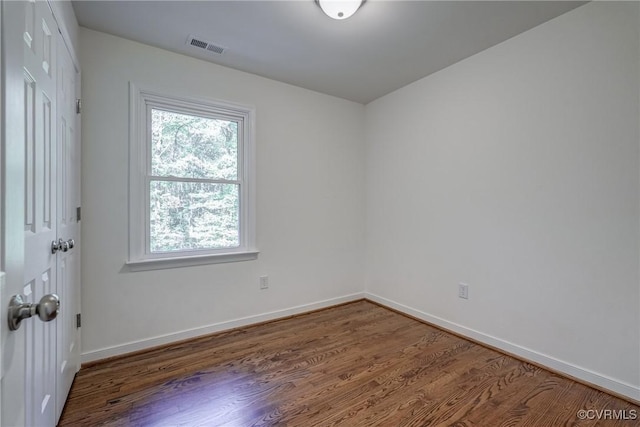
[260, 276, 269, 290]
[458, 283, 469, 299]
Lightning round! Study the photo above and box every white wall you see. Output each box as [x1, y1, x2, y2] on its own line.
[365, 1, 639, 400]
[80, 1, 640, 402]
[79, 28, 365, 360]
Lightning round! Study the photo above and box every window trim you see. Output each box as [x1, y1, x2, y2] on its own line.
[127, 83, 257, 270]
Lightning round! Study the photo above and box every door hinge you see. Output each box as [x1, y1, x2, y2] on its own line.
[76, 98, 82, 114]
[76, 206, 81, 222]
[76, 313, 81, 328]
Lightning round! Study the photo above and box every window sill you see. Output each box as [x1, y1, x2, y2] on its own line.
[125, 250, 259, 272]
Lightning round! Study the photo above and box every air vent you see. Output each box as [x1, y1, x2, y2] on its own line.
[206, 44, 225, 55]
[186, 35, 225, 55]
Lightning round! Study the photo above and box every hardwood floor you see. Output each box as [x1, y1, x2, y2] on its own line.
[59, 300, 639, 426]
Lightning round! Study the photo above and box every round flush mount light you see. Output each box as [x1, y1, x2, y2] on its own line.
[315, 0, 365, 20]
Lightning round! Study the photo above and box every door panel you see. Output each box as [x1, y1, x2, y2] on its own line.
[1, 0, 28, 424]
[25, 271, 56, 427]
[55, 33, 80, 418]
[22, 1, 58, 425]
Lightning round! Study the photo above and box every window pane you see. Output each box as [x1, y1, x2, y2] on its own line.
[150, 180, 239, 252]
[151, 109, 238, 180]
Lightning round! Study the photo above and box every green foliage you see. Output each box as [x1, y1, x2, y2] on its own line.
[151, 109, 237, 179]
[149, 109, 240, 252]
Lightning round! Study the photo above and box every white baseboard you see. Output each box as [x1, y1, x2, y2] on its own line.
[81, 292, 365, 363]
[365, 292, 640, 403]
[81, 290, 639, 403]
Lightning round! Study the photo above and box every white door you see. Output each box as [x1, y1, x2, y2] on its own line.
[55, 31, 81, 419]
[2, 1, 30, 425]
[22, 0, 58, 425]
[1, 1, 80, 425]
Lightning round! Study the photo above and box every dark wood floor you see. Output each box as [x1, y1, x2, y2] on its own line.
[59, 300, 638, 426]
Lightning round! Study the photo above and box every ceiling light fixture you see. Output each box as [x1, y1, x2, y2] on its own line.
[315, 0, 364, 20]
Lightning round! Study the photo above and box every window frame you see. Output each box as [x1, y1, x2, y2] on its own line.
[127, 83, 257, 271]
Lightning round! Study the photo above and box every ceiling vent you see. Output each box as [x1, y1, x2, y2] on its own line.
[186, 35, 225, 55]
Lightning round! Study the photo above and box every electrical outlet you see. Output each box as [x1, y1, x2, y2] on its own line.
[458, 283, 469, 299]
[260, 276, 269, 290]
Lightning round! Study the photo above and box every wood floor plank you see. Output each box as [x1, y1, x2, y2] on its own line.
[58, 301, 639, 426]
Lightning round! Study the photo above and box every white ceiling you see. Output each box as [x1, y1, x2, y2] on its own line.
[72, 1, 585, 104]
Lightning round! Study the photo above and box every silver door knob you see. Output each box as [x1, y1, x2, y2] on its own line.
[8, 293, 60, 331]
[51, 238, 66, 253]
[51, 238, 72, 254]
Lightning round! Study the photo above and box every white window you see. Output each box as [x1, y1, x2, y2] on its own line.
[128, 84, 257, 270]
